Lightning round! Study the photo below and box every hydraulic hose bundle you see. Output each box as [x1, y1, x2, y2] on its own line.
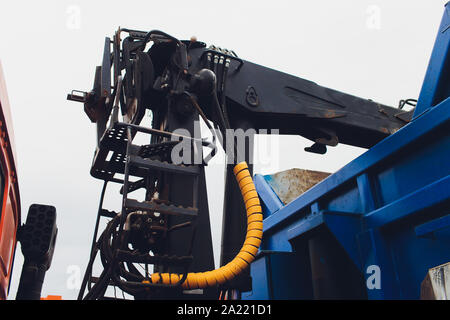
[82, 161, 262, 299]
[77, 29, 263, 299]
[151, 161, 263, 289]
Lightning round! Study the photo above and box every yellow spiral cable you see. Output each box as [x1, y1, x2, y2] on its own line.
[150, 161, 263, 289]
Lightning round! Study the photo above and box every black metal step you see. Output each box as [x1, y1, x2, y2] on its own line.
[128, 156, 200, 176]
[100, 209, 118, 218]
[116, 250, 193, 267]
[90, 122, 198, 181]
[138, 141, 179, 161]
[125, 199, 198, 217]
[90, 276, 115, 286]
[120, 178, 146, 194]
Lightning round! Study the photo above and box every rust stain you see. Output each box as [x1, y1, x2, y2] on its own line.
[324, 110, 346, 119]
[267, 168, 330, 205]
[380, 127, 389, 134]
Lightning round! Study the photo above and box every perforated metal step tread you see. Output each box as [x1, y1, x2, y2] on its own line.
[138, 141, 179, 161]
[125, 199, 198, 217]
[116, 250, 193, 266]
[128, 156, 200, 176]
[90, 122, 196, 181]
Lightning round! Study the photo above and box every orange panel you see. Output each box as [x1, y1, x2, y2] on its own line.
[0, 194, 15, 276]
[41, 295, 63, 300]
[0, 61, 21, 300]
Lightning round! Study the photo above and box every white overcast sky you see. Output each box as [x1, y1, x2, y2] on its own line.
[0, 0, 446, 300]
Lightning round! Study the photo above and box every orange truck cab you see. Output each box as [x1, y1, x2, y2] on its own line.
[0, 62, 57, 301]
[0, 61, 21, 300]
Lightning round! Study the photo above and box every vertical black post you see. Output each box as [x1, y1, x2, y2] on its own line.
[16, 204, 57, 300]
[165, 105, 216, 298]
[220, 120, 254, 292]
[16, 262, 48, 300]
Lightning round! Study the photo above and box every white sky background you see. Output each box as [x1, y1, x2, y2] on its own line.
[0, 0, 445, 299]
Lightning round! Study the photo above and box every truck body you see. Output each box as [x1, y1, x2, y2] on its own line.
[0, 62, 21, 300]
[244, 3, 450, 299]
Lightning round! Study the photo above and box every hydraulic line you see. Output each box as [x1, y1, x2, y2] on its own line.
[150, 161, 263, 289]
[78, 181, 109, 299]
[220, 58, 231, 128]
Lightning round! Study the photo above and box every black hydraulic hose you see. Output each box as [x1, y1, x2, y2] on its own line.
[83, 265, 112, 300]
[220, 59, 231, 129]
[213, 54, 219, 80]
[212, 90, 229, 134]
[16, 261, 48, 300]
[82, 217, 119, 300]
[187, 93, 221, 162]
[141, 30, 182, 48]
[216, 55, 223, 98]
[95, 217, 149, 297]
[78, 181, 109, 299]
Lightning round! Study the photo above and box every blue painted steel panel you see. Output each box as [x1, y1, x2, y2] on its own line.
[414, 4, 450, 117]
[253, 174, 284, 217]
[243, 3, 450, 300]
[415, 213, 450, 239]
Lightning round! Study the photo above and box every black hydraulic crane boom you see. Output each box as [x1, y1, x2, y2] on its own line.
[68, 28, 411, 300]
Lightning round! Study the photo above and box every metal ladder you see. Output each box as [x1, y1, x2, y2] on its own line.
[80, 119, 207, 299]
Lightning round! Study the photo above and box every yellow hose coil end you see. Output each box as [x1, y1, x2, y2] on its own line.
[233, 162, 248, 175]
[246, 229, 263, 239]
[185, 273, 198, 290]
[234, 256, 250, 270]
[247, 206, 262, 218]
[219, 265, 235, 281]
[238, 176, 254, 190]
[247, 221, 264, 231]
[244, 238, 261, 250]
[242, 244, 259, 257]
[248, 213, 263, 224]
[161, 273, 170, 284]
[204, 271, 218, 287]
[170, 273, 180, 284]
[244, 190, 259, 203]
[228, 262, 244, 276]
[149, 161, 262, 289]
[241, 184, 256, 197]
[151, 273, 161, 284]
[215, 269, 228, 285]
[196, 273, 208, 288]
[183, 273, 192, 290]
[245, 236, 262, 249]
[245, 198, 261, 210]
[237, 251, 254, 264]
[236, 170, 251, 183]
[223, 263, 239, 277]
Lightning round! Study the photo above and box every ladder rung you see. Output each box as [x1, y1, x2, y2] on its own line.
[125, 199, 198, 217]
[120, 178, 146, 194]
[90, 276, 115, 286]
[100, 209, 118, 218]
[128, 155, 200, 176]
[116, 250, 193, 266]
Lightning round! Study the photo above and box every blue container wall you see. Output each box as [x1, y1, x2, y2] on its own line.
[243, 3, 450, 300]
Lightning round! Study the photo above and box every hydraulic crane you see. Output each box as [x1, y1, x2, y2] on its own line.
[67, 27, 413, 300]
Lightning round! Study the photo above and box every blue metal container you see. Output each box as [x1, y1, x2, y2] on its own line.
[243, 3, 450, 300]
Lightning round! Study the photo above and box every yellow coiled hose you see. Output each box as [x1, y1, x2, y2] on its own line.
[151, 161, 263, 289]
